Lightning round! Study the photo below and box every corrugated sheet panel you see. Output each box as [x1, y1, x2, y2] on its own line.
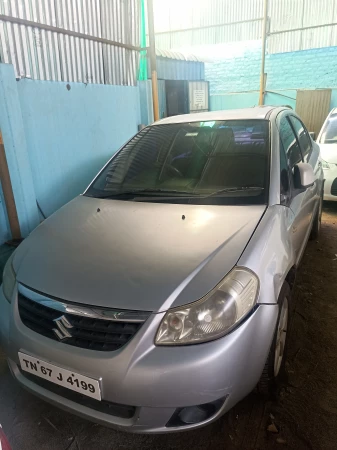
[147, 57, 204, 81]
[302, 0, 337, 28]
[269, 25, 337, 53]
[156, 20, 263, 49]
[0, 0, 140, 85]
[153, 0, 263, 33]
[268, 31, 303, 54]
[269, 0, 337, 32]
[153, 0, 337, 56]
[268, 0, 337, 53]
[153, 0, 263, 49]
[269, 0, 305, 33]
[156, 48, 202, 61]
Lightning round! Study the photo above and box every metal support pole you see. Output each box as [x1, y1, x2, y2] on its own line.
[259, 0, 269, 106]
[0, 131, 21, 239]
[147, 0, 159, 121]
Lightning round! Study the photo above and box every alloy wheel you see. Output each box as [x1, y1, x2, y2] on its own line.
[274, 297, 289, 377]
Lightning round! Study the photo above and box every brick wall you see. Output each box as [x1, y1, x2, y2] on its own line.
[206, 45, 337, 95]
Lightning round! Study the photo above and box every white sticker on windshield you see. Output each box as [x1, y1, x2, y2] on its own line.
[185, 132, 198, 137]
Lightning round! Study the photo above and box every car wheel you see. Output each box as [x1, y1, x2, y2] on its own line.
[310, 194, 323, 240]
[257, 282, 290, 395]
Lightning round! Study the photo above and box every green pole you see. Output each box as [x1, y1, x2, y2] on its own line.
[138, 0, 147, 80]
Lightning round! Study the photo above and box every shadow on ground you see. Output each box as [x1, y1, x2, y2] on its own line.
[1, 203, 337, 449]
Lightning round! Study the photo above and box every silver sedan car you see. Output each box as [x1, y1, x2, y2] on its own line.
[0, 107, 323, 433]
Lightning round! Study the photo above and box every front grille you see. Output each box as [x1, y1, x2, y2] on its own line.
[18, 293, 144, 352]
[331, 178, 337, 196]
[20, 369, 136, 419]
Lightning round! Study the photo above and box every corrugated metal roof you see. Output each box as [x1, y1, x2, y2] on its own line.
[269, 25, 337, 53]
[268, 0, 305, 33]
[153, 0, 263, 33]
[0, 0, 140, 85]
[148, 56, 205, 81]
[153, 0, 263, 48]
[153, 0, 337, 55]
[155, 20, 263, 50]
[156, 48, 202, 61]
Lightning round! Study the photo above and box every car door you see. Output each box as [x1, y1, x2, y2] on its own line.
[277, 113, 311, 263]
[289, 115, 320, 251]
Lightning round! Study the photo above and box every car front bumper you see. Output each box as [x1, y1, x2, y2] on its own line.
[323, 166, 337, 201]
[0, 285, 278, 433]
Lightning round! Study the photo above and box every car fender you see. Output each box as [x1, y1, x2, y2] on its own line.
[237, 205, 296, 304]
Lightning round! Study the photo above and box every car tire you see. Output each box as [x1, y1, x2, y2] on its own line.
[310, 194, 323, 240]
[257, 282, 291, 396]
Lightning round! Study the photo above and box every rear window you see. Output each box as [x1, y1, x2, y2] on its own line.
[320, 113, 337, 143]
[86, 120, 270, 206]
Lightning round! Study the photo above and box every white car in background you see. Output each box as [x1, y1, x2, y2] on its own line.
[317, 108, 337, 200]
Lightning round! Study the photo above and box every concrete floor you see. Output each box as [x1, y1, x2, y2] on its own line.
[1, 204, 337, 449]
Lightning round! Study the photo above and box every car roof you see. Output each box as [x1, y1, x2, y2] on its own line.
[153, 106, 289, 126]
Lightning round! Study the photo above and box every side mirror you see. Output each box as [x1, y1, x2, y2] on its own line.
[309, 131, 316, 140]
[294, 163, 316, 189]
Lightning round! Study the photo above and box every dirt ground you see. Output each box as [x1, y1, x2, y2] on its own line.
[1, 203, 337, 450]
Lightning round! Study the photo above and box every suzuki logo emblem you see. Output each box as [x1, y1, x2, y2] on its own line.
[52, 315, 73, 341]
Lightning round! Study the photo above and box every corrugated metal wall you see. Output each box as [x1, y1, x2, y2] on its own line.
[269, 0, 337, 53]
[154, 0, 263, 49]
[0, 0, 140, 85]
[147, 57, 204, 81]
[153, 0, 337, 55]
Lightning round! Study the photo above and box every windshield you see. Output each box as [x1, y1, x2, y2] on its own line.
[85, 120, 270, 205]
[320, 113, 337, 143]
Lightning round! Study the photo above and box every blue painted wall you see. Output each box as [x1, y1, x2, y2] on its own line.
[209, 90, 297, 111]
[17, 79, 141, 218]
[138, 79, 167, 126]
[0, 64, 141, 243]
[0, 190, 9, 244]
[0, 64, 40, 240]
[138, 80, 154, 126]
[206, 45, 337, 111]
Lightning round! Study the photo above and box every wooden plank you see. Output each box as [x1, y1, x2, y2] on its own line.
[296, 89, 331, 138]
[0, 131, 21, 239]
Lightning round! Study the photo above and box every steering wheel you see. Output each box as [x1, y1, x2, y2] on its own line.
[166, 164, 184, 178]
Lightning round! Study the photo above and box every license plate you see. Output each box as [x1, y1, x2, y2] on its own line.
[18, 352, 101, 401]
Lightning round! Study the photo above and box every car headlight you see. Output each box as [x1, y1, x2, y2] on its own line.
[322, 160, 330, 170]
[2, 252, 16, 303]
[155, 267, 259, 345]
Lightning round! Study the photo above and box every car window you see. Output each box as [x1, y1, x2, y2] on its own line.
[289, 116, 312, 161]
[280, 144, 290, 200]
[86, 120, 270, 206]
[319, 113, 337, 143]
[279, 116, 303, 168]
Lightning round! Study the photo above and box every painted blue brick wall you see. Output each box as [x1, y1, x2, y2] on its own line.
[266, 47, 337, 90]
[206, 45, 337, 111]
[206, 48, 261, 96]
[206, 45, 337, 95]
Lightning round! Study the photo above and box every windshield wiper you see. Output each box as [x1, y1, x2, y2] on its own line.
[202, 186, 264, 199]
[92, 188, 201, 199]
